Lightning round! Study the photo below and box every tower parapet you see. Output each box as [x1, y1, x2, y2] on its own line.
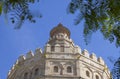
[81, 49, 105, 65]
[8, 48, 44, 78]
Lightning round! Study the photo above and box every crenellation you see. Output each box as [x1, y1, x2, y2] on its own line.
[90, 53, 97, 61]
[108, 68, 110, 75]
[69, 39, 72, 42]
[103, 64, 111, 76]
[104, 65, 110, 74]
[8, 65, 15, 76]
[74, 45, 81, 54]
[26, 50, 34, 59]
[8, 70, 11, 76]
[11, 65, 15, 70]
[35, 48, 42, 56]
[15, 60, 19, 65]
[82, 49, 89, 57]
[18, 55, 25, 62]
[97, 57, 105, 65]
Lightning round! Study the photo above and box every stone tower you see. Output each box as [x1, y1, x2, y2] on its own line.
[7, 23, 111, 79]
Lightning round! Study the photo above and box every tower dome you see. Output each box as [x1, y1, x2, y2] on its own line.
[50, 23, 70, 38]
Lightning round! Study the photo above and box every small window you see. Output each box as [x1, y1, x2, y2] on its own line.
[61, 46, 64, 52]
[86, 71, 90, 77]
[34, 68, 39, 76]
[51, 46, 54, 51]
[54, 66, 58, 72]
[67, 66, 72, 73]
[24, 72, 28, 79]
[95, 75, 99, 79]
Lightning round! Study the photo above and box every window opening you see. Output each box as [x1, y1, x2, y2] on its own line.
[54, 66, 58, 72]
[67, 66, 72, 73]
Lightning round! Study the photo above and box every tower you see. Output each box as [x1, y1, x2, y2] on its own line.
[44, 23, 81, 78]
[7, 23, 111, 79]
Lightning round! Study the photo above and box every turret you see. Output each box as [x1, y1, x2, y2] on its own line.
[44, 23, 78, 54]
[48, 23, 72, 45]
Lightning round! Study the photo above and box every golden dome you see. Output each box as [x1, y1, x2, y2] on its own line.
[50, 23, 70, 38]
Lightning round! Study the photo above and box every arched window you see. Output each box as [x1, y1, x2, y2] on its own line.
[86, 71, 90, 77]
[54, 66, 58, 72]
[67, 66, 72, 73]
[24, 72, 28, 79]
[95, 75, 99, 79]
[34, 68, 39, 76]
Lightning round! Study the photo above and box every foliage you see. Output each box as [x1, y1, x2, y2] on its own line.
[1, 0, 41, 29]
[112, 57, 120, 79]
[0, 1, 3, 15]
[68, 0, 120, 47]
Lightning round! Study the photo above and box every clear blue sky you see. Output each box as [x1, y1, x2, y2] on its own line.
[0, 0, 119, 79]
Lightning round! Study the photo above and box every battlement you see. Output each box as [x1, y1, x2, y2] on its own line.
[8, 48, 43, 76]
[8, 47, 108, 77]
[26, 50, 34, 59]
[82, 49, 105, 65]
[35, 48, 42, 56]
[18, 48, 43, 62]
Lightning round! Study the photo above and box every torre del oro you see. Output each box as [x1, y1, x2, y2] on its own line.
[7, 23, 111, 79]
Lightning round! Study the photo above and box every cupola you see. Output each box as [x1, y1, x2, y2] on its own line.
[50, 23, 70, 39]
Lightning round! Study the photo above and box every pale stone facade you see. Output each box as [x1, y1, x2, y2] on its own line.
[7, 23, 111, 79]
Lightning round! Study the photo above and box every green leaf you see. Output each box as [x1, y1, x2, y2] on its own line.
[0, 2, 2, 15]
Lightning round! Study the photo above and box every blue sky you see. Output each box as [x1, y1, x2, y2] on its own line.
[0, 0, 120, 79]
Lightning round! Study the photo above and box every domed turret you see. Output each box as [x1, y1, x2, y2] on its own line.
[50, 23, 70, 38]
[46, 23, 74, 53]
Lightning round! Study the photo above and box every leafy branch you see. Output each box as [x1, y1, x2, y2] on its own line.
[1, 0, 42, 29]
[68, 0, 120, 47]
